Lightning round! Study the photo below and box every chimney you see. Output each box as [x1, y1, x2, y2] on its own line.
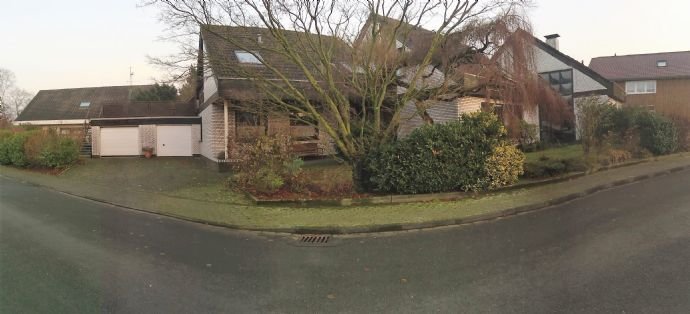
[257, 33, 262, 44]
[545, 34, 560, 51]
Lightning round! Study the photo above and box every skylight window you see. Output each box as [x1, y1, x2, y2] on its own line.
[234, 50, 262, 64]
[79, 101, 91, 108]
[657, 60, 668, 67]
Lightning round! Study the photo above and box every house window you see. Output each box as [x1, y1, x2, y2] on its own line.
[79, 101, 91, 108]
[289, 112, 316, 126]
[657, 60, 667, 67]
[234, 50, 262, 64]
[539, 69, 574, 104]
[625, 80, 656, 94]
[235, 111, 263, 126]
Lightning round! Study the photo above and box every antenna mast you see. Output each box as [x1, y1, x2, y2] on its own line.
[129, 67, 135, 86]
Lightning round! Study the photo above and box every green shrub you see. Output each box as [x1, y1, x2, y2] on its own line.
[364, 112, 522, 194]
[38, 137, 80, 168]
[6, 132, 31, 167]
[0, 131, 14, 165]
[635, 111, 678, 155]
[0, 130, 79, 168]
[523, 156, 587, 178]
[483, 144, 525, 189]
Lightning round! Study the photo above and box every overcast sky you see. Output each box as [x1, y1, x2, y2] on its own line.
[1, 0, 689, 93]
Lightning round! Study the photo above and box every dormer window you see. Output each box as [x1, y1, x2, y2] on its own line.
[657, 60, 667, 67]
[79, 101, 90, 108]
[234, 50, 262, 64]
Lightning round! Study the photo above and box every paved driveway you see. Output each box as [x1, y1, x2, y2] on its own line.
[2, 170, 690, 313]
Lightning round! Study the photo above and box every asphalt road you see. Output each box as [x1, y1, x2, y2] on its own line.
[1, 171, 690, 314]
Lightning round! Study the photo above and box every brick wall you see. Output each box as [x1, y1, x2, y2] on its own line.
[91, 126, 100, 156]
[192, 124, 201, 155]
[139, 125, 156, 154]
[200, 104, 230, 161]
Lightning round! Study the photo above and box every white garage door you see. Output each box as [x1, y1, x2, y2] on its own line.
[100, 127, 140, 156]
[157, 125, 192, 156]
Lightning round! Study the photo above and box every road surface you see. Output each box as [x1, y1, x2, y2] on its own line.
[1, 171, 690, 313]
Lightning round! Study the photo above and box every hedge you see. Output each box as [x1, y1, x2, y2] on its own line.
[0, 130, 80, 168]
[364, 112, 524, 194]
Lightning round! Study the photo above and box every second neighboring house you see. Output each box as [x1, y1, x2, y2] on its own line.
[14, 85, 200, 157]
[528, 33, 626, 141]
[589, 51, 690, 116]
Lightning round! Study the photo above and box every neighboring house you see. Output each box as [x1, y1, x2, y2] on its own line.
[498, 31, 626, 141]
[196, 25, 344, 162]
[589, 51, 690, 116]
[14, 85, 200, 157]
[355, 15, 541, 138]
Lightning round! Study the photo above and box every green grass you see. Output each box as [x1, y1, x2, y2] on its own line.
[3, 153, 690, 230]
[302, 158, 352, 187]
[60, 157, 251, 205]
[524, 144, 584, 163]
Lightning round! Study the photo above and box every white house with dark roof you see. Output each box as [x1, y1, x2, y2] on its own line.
[515, 32, 626, 141]
[15, 85, 201, 157]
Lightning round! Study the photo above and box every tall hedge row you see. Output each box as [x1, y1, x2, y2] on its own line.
[0, 129, 80, 168]
[363, 112, 524, 194]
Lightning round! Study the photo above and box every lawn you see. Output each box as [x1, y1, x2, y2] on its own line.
[59, 157, 252, 205]
[3, 152, 689, 230]
[524, 144, 584, 163]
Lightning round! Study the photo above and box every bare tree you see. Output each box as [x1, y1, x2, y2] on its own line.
[0, 68, 35, 121]
[145, 0, 534, 185]
[0, 68, 15, 120]
[6, 88, 33, 120]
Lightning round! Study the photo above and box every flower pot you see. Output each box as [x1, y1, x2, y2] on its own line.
[144, 151, 153, 159]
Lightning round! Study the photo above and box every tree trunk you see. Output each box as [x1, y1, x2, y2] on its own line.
[351, 157, 373, 193]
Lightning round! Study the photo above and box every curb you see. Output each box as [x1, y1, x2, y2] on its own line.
[3, 158, 690, 235]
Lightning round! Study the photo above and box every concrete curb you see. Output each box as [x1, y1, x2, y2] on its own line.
[3, 156, 690, 235]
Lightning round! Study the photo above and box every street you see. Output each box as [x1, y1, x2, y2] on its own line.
[1, 171, 690, 313]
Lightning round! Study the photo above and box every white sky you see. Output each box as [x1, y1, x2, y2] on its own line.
[1, 0, 689, 93]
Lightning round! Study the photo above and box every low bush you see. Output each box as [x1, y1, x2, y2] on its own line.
[523, 156, 587, 178]
[483, 144, 525, 189]
[364, 112, 524, 194]
[230, 135, 307, 194]
[598, 149, 633, 166]
[635, 111, 678, 155]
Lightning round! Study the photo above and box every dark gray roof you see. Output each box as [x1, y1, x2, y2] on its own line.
[16, 85, 152, 121]
[201, 25, 350, 80]
[589, 51, 690, 81]
[100, 101, 197, 118]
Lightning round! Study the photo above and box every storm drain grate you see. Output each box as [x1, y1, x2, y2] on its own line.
[299, 235, 331, 244]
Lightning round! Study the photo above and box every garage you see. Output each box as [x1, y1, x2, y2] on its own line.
[157, 125, 193, 156]
[90, 116, 200, 157]
[100, 127, 140, 156]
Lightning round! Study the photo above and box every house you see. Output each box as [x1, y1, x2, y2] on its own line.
[354, 14, 541, 138]
[195, 25, 346, 162]
[589, 51, 690, 117]
[527, 33, 626, 141]
[14, 85, 201, 157]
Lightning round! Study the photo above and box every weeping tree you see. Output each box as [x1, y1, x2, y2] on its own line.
[146, 0, 544, 187]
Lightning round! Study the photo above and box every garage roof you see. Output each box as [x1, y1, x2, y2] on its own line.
[16, 85, 197, 121]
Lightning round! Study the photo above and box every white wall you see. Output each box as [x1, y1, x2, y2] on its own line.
[533, 48, 606, 93]
[199, 104, 225, 161]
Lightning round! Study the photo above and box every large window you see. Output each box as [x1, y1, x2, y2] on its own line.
[626, 80, 656, 94]
[539, 69, 573, 98]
